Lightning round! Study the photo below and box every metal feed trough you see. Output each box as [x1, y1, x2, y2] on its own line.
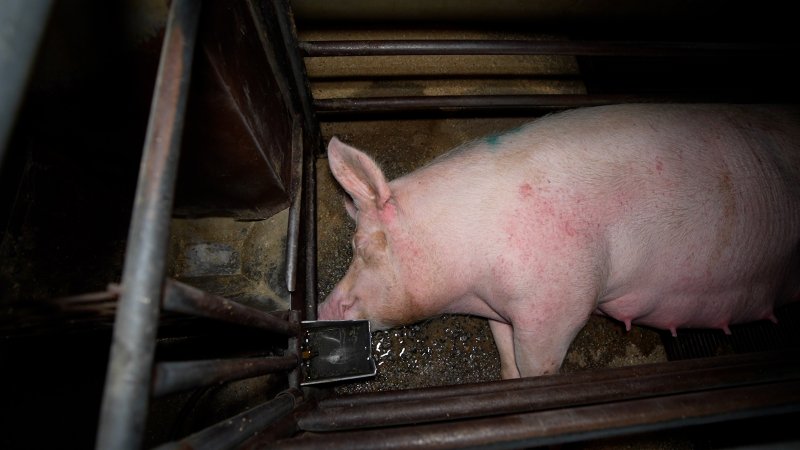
[1, 1, 799, 449]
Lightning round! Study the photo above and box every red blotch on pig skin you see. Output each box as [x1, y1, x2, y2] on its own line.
[518, 183, 533, 199]
[562, 220, 577, 237]
[655, 158, 664, 174]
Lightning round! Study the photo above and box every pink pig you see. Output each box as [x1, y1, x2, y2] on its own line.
[317, 104, 800, 378]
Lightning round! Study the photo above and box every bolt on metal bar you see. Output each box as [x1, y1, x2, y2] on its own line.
[319, 350, 798, 408]
[152, 355, 299, 397]
[154, 389, 303, 450]
[300, 356, 800, 431]
[314, 94, 697, 115]
[275, 380, 800, 450]
[94, 1, 201, 449]
[299, 39, 793, 58]
[163, 279, 299, 335]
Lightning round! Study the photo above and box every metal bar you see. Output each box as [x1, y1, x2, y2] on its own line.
[154, 389, 302, 450]
[288, 310, 302, 389]
[286, 117, 304, 292]
[300, 39, 792, 58]
[275, 380, 800, 450]
[319, 350, 798, 408]
[0, 0, 55, 165]
[239, 401, 314, 450]
[302, 128, 318, 320]
[152, 355, 299, 397]
[95, 1, 201, 449]
[314, 94, 699, 115]
[272, 0, 320, 153]
[163, 279, 299, 336]
[300, 356, 800, 431]
[271, 0, 321, 319]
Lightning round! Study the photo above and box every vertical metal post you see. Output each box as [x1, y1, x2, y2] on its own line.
[95, 1, 201, 449]
[270, 0, 320, 321]
[285, 116, 304, 293]
[302, 131, 318, 321]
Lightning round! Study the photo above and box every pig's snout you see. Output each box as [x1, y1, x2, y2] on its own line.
[317, 290, 352, 321]
[317, 298, 339, 320]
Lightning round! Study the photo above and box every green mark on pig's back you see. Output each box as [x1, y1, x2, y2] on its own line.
[483, 125, 526, 152]
[485, 134, 501, 147]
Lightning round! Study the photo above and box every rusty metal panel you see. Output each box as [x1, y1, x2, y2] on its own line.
[175, 0, 296, 219]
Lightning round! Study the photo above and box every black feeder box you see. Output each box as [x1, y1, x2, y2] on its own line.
[301, 320, 377, 386]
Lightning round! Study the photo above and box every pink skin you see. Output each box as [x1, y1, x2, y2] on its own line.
[318, 104, 800, 379]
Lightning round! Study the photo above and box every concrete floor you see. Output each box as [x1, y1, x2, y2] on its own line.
[167, 212, 291, 312]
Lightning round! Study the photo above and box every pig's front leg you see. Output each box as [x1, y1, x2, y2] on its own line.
[489, 319, 520, 379]
[512, 308, 592, 377]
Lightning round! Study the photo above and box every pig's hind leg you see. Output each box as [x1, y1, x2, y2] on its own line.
[489, 319, 521, 379]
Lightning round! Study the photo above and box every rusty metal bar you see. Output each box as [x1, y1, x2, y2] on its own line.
[320, 350, 798, 408]
[95, 1, 201, 449]
[301, 137, 318, 320]
[270, 0, 320, 320]
[300, 354, 800, 431]
[239, 401, 314, 450]
[154, 389, 303, 450]
[152, 355, 299, 397]
[271, 0, 320, 154]
[314, 94, 698, 115]
[276, 380, 800, 449]
[163, 279, 299, 336]
[286, 117, 304, 293]
[300, 39, 791, 58]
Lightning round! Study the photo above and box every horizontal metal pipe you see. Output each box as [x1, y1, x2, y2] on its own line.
[301, 355, 800, 431]
[300, 39, 792, 58]
[163, 279, 299, 336]
[239, 396, 315, 449]
[152, 355, 299, 397]
[314, 94, 691, 114]
[320, 350, 798, 408]
[154, 389, 302, 450]
[275, 380, 800, 450]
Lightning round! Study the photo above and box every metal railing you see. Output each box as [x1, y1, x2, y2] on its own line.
[94, 0, 316, 448]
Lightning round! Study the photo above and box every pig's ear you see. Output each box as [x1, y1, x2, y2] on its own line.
[327, 137, 392, 213]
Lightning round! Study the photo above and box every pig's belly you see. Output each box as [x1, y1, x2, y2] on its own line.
[597, 280, 780, 333]
[595, 237, 791, 333]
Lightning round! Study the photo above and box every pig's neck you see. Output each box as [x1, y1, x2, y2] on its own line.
[390, 177, 508, 324]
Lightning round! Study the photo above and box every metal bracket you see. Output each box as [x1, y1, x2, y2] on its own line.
[300, 320, 377, 385]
